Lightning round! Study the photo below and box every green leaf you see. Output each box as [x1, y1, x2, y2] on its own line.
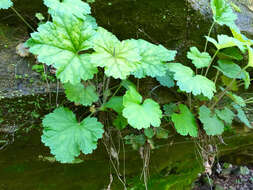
[215, 107, 235, 125]
[122, 87, 162, 130]
[168, 63, 216, 99]
[156, 69, 175, 88]
[187, 47, 211, 69]
[103, 96, 124, 114]
[64, 83, 98, 106]
[121, 79, 136, 90]
[132, 39, 177, 78]
[218, 47, 243, 61]
[233, 104, 252, 128]
[230, 27, 253, 46]
[247, 46, 253, 67]
[124, 134, 145, 150]
[0, 0, 13, 9]
[241, 70, 250, 89]
[44, 0, 91, 19]
[206, 35, 245, 51]
[199, 105, 224, 135]
[221, 75, 238, 91]
[113, 115, 128, 130]
[144, 128, 155, 139]
[214, 59, 241, 79]
[211, 0, 237, 27]
[42, 107, 104, 163]
[123, 86, 142, 107]
[163, 103, 178, 117]
[155, 128, 169, 139]
[226, 92, 246, 107]
[26, 12, 97, 84]
[91, 27, 141, 79]
[171, 104, 198, 137]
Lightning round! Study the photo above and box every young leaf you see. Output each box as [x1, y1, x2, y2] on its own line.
[171, 104, 198, 137]
[205, 35, 245, 51]
[103, 96, 124, 114]
[215, 107, 235, 125]
[144, 128, 155, 139]
[214, 59, 241, 79]
[218, 47, 243, 61]
[123, 86, 142, 107]
[0, 0, 12, 9]
[156, 69, 175, 88]
[122, 87, 162, 129]
[168, 63, 216, 99]
[226, 92, 246, 107]
[241, 71, 250, 89]
[44, 0, 91, 20]
[91, 27, 141, 79]
[233, 104, 252, 128]
[64, 83, 98, 106]
[199, 105, 224, 135]
[230, 27, 253, 46]
[26, 12, 97, 84]
[247, 46, 253, 67]
[132, 39, 177, 78]
[187, 47, 211, 69]
[113, 115, 128, 130]
[42, 107, 104, 163]
[211, 0, 237, 27]
[163, 103, 178, 117]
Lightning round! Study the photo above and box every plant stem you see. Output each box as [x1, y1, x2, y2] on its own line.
[204, 22, 215, 52]
[214, 70, 220, 84]
[210, 65, 248, 110]
[11, 7, 35, 31]
[111, 84, 122, 98]
[205, 49, 219, 77]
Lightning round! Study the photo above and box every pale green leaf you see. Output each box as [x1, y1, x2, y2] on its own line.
[187, 46, 211, 69]
[230, 27, 253, 46]
[233, 104, 252, 128]
[123, 86, 142, 107]
[121, 79, 136, 90]
[247, 46, 253, 67]
[156, 69, 175, 88]
[199, 105, 224, 135]
[171, 104, 198, 137]
[211, 0, 237, 27]
[214, 59, 241, 79]
[0, 0, 13, 9]
[122, 87, 162, 129]
[241, 70, 250, 89]
[91, 27, 141, 79]
[26, 12, 97, 84]
[205, 35, 245, 51]
[42, 107, 104, 163]
[215, 107, 235, 125]
[64, 83, 98, 106]
[44, 0, 91, 19]
[103, 96, 124, 114]
[132, 39, 177, 78]
[168, 63, 216, 99]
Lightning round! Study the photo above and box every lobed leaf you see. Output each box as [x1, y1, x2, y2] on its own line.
[91, 27, 141, 79]
[42, 107, 104, 163]
[132, 39, 177, 78]
[44, 0, 91, 20]
[171, 104, 198, 137]
[211, 0, 237, 27]
[0, 0, 12, 9]
[64, 83, 98, 106]
[122, 87, 162, 129]
[215, 107, 235, 125]
[187, 47, 211, 69]
[214, 59, 241, 79]
[26, 12, 97, 84]
[168, 63, 216, 99]
[199, 105, 224, 135]
[103, 96, 124, 114]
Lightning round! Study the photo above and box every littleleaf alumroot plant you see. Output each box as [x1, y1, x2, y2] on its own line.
[1, 0, 253, 188]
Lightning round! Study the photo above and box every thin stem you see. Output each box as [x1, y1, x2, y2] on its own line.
[111, 84, 122, 98]
[188, 93, 192, 110]
[204, 22, 215, 52]
[137, 79, 140, 91]
[205, 49, 219, 77]
[11, 7, 35, 31]
[214, 70, 220, 84]
[210, 66, 249, 110]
